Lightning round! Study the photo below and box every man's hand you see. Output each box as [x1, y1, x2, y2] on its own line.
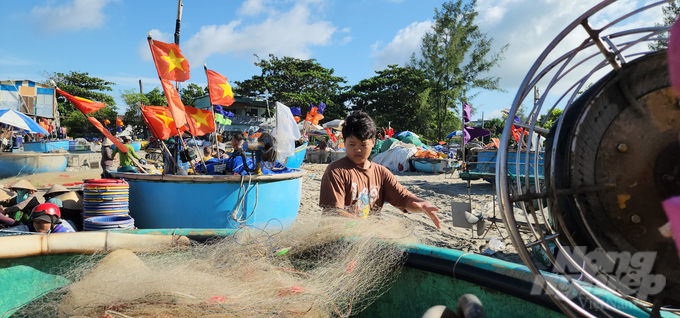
[411, 201, 441, 229]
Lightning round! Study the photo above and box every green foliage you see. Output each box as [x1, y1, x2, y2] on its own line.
[120, 87, 170, 138]
[538, 108, 563, 129]
[44, 71, 116, 115]
[146, 87, 168, 106]
[234, 54, 349, 122]
[410, 0, 507, 141]
[345, 65, 431, 134]
[181, 83, 208, 107]
[650, 0, 680, 51]
[482, 117, 504, 139]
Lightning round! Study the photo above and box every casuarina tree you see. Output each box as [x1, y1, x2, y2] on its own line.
[411, 0, 507, 141]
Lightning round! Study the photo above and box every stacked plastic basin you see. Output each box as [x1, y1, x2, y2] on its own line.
[82, 179, 135, 231]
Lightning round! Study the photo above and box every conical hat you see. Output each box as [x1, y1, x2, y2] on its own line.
[102, 139, 113, 146]
[0, 188, 14, 201]
[45, 184, 70, 196]
[54, 191, 83, 210]
[9, 180, 37, 191]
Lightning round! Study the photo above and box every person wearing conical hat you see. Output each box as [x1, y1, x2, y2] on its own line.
[0, 180, 41, 225]
[43, 184, 70, 202]
[101, 138, 115, 178]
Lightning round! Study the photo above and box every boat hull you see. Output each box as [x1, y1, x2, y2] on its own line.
[0, 153, 68, 178]
[283, 142, 307, 169]
[110, 171, 305, 230]
[0, 235, 663, 318]
[23, 140, 71, 152]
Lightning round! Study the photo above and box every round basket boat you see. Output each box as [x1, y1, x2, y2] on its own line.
[109, 169, 306, 231]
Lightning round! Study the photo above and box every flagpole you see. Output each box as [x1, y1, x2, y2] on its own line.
[204, 63, 220, 153]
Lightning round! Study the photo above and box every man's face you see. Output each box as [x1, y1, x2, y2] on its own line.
[231, 137, 240, 149]
[345, 136, 374, 165]
[33, 220, 51, 233]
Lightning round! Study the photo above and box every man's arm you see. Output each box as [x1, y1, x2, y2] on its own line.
[382, 169, 441, 229]
[129, 147, 140, 160]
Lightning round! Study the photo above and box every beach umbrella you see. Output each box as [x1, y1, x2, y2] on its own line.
[395, 130, 419, 138]
[0, 109, 49, 134]
[323, 119, 344, 130]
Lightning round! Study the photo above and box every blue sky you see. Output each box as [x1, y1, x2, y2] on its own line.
[0, 0, 665, 121]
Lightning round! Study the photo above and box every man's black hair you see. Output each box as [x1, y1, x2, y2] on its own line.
[232, 133, 244, 141]
[342, 111, 376, 141]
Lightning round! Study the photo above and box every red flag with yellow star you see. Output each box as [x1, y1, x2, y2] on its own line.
[149, 39, 190, 82]
[160, 79, 188, 129]
[206, 69, 235, 106]
[184, 106, 215, 136]
[56, 88, 106, 115]
[87, 117, 127, 153]
[141, 106, 186, 140]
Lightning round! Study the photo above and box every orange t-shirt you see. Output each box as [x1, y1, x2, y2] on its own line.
[319, 157, 416, 217]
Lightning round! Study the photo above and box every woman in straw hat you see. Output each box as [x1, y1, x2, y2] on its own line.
[0, 180, 41, 224]
[43, 184, 70, 202]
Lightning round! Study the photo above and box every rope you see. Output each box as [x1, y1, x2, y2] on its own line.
[230, 174, 259, 223]
[105, 230, 109, 253]
[46, 231, 51, 255]
[452, 252, 472, 279]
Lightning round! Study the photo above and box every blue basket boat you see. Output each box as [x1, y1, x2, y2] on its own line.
[0, 153, 68, 178]
[282, 142, 307, 169]
[83, 216, 135, 231]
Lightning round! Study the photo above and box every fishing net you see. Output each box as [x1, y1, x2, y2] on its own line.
[18, 215, 422, 318]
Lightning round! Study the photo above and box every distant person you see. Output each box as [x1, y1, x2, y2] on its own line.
[231, 133, 245, 156]
[101, 138, 114, 178]
[112, 136, 141, 173]
[319, 112, 441, 229]
[0, 180, 40, 224]
[202, 146, 213, 162]
[9, 203, 75, 233]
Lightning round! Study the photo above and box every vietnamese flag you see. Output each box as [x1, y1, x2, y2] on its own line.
[103, 119, 111, 125]
[87, 117, 127, 153]
[116, 117, 124, 127]
[160, 79, 187, 129]
[149, 39, 190, 82]
[184, 106, 215, 136]
[56, 88, 106, 114]
[141, 106, 186, 140]
[206, 69, 235, 106]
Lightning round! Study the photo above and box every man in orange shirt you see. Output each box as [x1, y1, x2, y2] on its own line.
[319, 112, 441, 229]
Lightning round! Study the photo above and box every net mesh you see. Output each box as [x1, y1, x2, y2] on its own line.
[19, 215, 422, 318]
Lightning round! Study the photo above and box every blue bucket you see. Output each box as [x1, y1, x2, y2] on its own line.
[83, 216, 135, 231]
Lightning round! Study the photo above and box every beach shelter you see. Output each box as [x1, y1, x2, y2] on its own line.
[0, 109, 49, 134]
[446, 130, 463, 138]
[323, 119, 344, 130]
[395, 131, 419, 138]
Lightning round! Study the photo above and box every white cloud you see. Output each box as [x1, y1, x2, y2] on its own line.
[137, 29, 173, 62]
[486, 108, 505, 119]
[469, 0, 665, 118]
[339, 36, 352, 45]
[341, 27, 351, 33]
[371, 20, 433, 70]
[30, 0, 114, 32]
[238, 0, 274, 16]
[183, 1, 337, 64]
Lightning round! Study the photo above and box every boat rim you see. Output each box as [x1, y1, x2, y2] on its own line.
[110, 169, 307, 182]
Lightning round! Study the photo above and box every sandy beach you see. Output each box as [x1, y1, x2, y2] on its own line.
[0, 159, 523, 263]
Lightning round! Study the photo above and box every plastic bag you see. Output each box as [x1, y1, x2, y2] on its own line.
[271, 102, 302, 163]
